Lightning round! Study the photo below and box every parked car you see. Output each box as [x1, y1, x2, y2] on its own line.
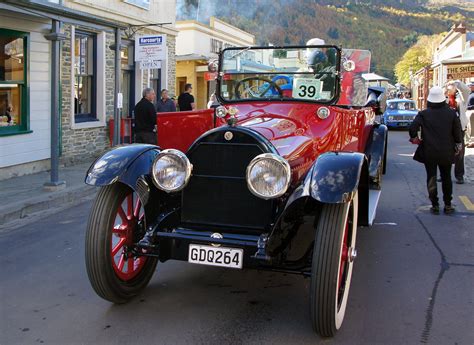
[381, 99, 418, 128]
[84, 44, 387, 337]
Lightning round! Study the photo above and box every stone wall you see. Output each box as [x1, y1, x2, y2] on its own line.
[166, 34, 176, 97]
[60, 25, 111, 165]
[59, 25, 176, 165]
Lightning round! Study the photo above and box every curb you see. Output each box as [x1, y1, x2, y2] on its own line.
[0, 184, 97, 231]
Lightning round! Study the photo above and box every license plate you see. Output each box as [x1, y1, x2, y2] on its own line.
[188, 244, 243, 269]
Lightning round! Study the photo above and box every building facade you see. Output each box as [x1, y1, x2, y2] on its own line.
[412, 23, 474, 109]
[0, 0, 177, 179]
[175, 17, 255, 109]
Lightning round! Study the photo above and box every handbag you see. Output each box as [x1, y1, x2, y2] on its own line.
[413, 142, 425, 163]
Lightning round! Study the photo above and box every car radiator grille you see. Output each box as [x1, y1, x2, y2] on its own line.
[392, 115, 414, 121]
[181, 142, 274, 230]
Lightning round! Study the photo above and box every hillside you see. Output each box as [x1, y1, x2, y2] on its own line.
[176, 0, 474, 81]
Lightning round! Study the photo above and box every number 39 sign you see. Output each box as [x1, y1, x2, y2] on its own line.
[292, 78, 323, 100]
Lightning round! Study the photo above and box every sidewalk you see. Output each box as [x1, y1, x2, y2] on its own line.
[0, 161, 96, 231]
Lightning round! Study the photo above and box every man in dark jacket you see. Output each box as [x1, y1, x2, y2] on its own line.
[409, 86, 463, 214]
[134, 88, 157, 145]
[178, 83, 195, 111]
[156, 89, 176, 113]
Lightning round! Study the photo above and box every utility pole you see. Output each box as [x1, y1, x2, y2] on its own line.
[113, 28, 121, 146]
[44, 19, 67, 191]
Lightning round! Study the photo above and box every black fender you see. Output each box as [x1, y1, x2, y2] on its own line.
[309, 152, 367, 204]
[365, 124, 388, 187]
[85, 144, 176, 222]
[85, 144, 159, 188]
[266, 151, 369, 259]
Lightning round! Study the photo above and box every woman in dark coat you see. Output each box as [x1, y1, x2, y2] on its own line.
[409, 86, 463, 214]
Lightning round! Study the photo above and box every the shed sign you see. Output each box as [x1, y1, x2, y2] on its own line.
[446, 63, 474, 79]
[135, 34, 167, 67]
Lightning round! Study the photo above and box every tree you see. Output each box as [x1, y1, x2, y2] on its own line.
[394, 33, 445, 85]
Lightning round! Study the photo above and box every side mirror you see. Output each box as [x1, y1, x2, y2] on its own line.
[208, 59, 218, 73]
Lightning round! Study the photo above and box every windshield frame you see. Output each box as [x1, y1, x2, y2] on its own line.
[216, 45, 342, 105]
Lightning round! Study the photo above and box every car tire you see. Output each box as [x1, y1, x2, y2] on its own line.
[310, 192, 358, 337]
[85, 183, 158, 304]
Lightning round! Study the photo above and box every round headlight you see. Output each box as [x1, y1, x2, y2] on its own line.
[246, 154, 291, 199]
[152, 149, 192, 192]
[216, 106, 227, 118]
[388, 116, 394, 121]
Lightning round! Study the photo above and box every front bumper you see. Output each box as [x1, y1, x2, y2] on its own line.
[385, 120, 412, 128]
[148, 228, 270, 267]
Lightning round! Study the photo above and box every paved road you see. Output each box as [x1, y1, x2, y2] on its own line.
[1, 131, 473, 345]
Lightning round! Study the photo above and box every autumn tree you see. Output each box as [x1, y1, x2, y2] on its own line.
[394, 33, 445, 85]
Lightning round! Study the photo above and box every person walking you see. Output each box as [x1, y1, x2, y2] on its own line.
[446, 80, 470, 184]
[409, 86, 463, 214]
[134, 87, 157, 145]
[156, 89, 176, 113]
[178, 83, 196, 111]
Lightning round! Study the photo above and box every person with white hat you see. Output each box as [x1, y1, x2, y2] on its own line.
[409, 86, 463, 214]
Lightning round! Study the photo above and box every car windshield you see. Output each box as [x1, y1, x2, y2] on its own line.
[219, 46, 339, 103]
[388, 101, 416, 110]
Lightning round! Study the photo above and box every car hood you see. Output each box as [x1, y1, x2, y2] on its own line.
[224, 103, 321, 182]
[385, 109, 418, 116]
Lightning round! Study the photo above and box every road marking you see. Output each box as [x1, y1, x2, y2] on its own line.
[459, 196, 474, 211]
[374, 222, 398, 226]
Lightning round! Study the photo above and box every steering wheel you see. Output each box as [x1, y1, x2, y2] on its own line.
[234, 77, 283, 99]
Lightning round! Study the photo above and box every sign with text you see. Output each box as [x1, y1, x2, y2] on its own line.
[140, 60, 162, 70]
[204, 72, 217, 81]
[446, 63, 474, 80]
[135, 35, 167, 62]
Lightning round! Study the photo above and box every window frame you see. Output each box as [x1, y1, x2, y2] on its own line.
[73, 30, 97, 123]
[0, 28, 31, 137]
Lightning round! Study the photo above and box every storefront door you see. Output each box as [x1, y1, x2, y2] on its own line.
[121, 42, 135, 119]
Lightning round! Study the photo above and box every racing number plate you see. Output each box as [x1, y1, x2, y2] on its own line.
[188, 244, 243, 269]
[292, 78, 323, 100]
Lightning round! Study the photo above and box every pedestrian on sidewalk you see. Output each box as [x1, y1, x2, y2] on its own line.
[134, 87, 157, 145]
[409, 86, 463, 214]
[446, 80, 470, 184]
[156, 89, 176, 113]
[178, 83, 196, 111]
[467, 82, 474, 148]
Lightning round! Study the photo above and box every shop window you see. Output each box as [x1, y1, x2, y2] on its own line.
[74, 31, 97, 123]
[0, 29, 29, 136]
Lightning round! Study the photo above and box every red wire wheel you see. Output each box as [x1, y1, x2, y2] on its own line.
[111, 191, 147, 281]
[85, 183, 157, 303]
[310, 192, 358, 337]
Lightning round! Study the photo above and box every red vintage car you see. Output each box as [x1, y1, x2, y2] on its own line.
[85, 45, 387, 337]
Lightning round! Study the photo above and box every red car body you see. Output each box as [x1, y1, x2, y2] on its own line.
[158, 104, 375, 184]
[85, 45, 388, 337]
